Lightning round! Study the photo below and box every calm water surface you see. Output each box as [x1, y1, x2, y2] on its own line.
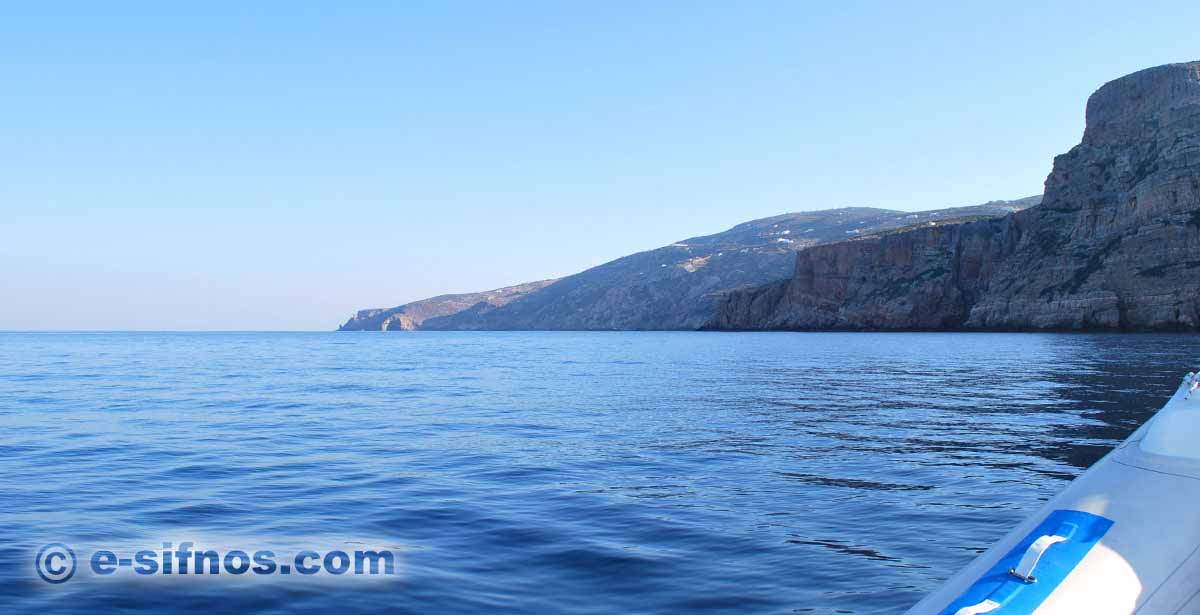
[2, 332, 1198, 613]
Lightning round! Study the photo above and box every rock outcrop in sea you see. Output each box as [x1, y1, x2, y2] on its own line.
[710, 61, 1200, 331]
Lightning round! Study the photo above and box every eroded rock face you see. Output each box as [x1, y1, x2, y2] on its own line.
[712, 62, 1200, 331]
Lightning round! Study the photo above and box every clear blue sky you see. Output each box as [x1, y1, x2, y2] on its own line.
[3, 1, 1197, 330]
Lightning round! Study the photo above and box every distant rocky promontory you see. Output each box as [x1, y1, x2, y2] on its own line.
[339, 280, 559, 332]
[338, 199, 1036, 331]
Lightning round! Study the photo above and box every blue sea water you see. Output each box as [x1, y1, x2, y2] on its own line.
[1, 331, 1197, 614]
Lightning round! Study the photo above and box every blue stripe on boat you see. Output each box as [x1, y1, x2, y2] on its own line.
[937, 509, 1114, 614]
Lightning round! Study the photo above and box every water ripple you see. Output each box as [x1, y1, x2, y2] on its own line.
[1, 331, 1197, 613]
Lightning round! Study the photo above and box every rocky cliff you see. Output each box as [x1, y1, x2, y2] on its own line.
[340, 200, 1035, 331]
[711, 61, 1200, 331]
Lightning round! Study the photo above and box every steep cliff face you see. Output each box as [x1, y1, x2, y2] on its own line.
[969, 61, 1200, 329]
[711, 216, 1017, 329]
[712, 62, 1200, 331]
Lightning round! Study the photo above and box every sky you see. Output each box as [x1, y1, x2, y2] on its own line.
[2, 1, 1198, 330]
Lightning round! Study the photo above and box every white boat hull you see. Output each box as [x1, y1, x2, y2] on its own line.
[908, 373, 1200, 614]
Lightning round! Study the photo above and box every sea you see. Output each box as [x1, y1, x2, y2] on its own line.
[1, 331, 1195, 614]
